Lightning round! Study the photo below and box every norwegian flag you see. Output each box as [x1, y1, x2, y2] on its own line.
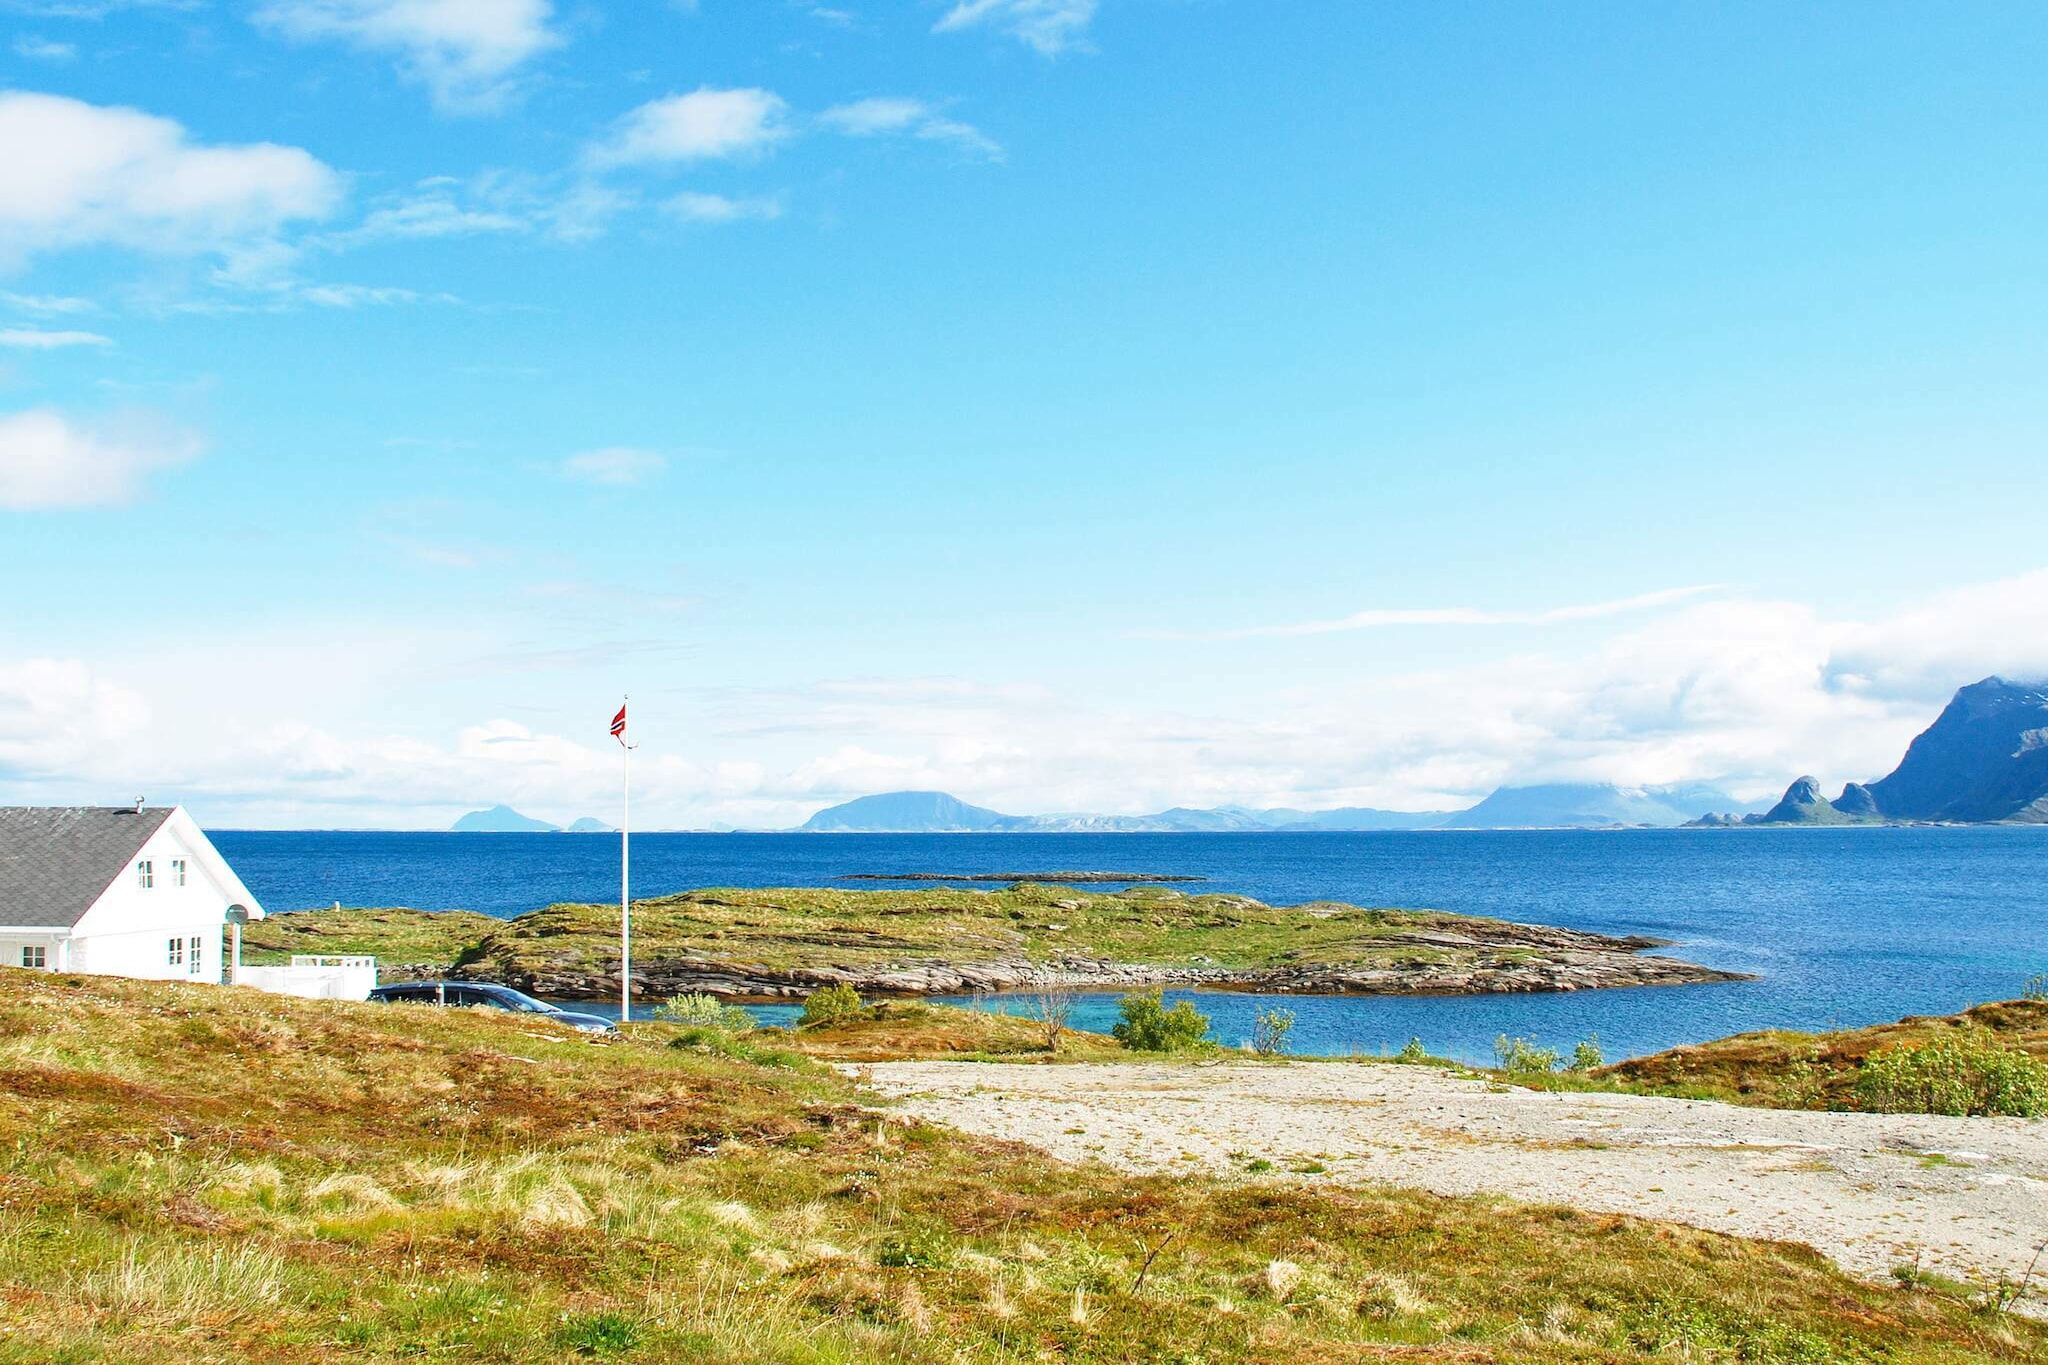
[609, 702, 628, 746]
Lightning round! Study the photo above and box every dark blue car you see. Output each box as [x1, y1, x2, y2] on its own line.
[366, 981, 615, 1034]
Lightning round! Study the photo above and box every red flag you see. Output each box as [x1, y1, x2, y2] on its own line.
[610, 702, 628, 745]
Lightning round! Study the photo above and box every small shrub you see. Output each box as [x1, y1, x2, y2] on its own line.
[876, 1226, 949, 1268]
[653, 992, 754, 1033]
[556, 1311, 641, 1357]
[1396, 1037, 1428, 1064]
[1249, 1006, 1296, 1057]
[1569, 1035, 1604, 1072]
[2025, 973, 2048, 1003]
[1854, 1029, 2048, 1117]
[1494, 1034, 1562, 1076]
[1112, 988, 1211, 1052]
[1031, 986, 1077, 1052]
[799, 983, 864, 1029]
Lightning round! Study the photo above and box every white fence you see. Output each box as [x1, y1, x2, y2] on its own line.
[239, 954, 378, 1001]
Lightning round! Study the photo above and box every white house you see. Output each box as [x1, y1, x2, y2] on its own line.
[0, 805, 266, 983]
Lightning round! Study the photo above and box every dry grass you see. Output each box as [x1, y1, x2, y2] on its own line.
[773, 1001, 1126, 1063]
[2, 966, 2043, 1363]
[1586, 998, 2048, 1109]
[239, 883, 1576, 987]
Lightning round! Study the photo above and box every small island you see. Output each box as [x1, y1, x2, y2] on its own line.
[839, 870, 1206, 884]
[243, 882, 1746, 1001]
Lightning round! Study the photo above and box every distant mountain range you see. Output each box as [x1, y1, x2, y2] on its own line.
[796, 783, 1769, 834]
[449, 806, 611, 833]
[1695, 677, 2048, 826]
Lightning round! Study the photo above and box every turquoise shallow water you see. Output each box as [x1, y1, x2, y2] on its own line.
[212, 827, 2048, 1065]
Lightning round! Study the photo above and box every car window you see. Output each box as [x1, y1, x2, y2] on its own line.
[448, 987, 498, 1008]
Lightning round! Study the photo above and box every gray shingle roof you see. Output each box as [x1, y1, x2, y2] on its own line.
[0, 806, 175, 929]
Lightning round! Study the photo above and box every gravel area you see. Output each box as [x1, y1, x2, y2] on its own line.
[857, 1059, 2048, 1289]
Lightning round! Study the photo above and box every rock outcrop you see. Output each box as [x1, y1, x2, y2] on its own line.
[462, 918, 1748, 1002]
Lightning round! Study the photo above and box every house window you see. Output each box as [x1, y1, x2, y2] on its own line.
[138, 860, 154, 889]
[21, 946, 45, 970]
[187, 936, 204, 975]
[167, 937, 183, 967]
[172, 859, 188, 887]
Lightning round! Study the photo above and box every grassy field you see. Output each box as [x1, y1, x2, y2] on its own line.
[1580, 999, 2048, 1110]
[241, 883, 1623, 979]
[3, 969, 2045, 1363]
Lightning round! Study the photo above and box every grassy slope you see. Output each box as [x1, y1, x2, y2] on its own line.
[1586, 999, 2048, 1109]
[773, 1001, 1128, 1064]
[3, 970, 2043, 1364]
[241, 907, 502, 967]
[243, 884, 1566, 979]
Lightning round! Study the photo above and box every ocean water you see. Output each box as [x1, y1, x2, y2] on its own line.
[210, 827, 2048, 1065]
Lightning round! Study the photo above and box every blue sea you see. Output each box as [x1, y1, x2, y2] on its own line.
[210, 828, 2048, 1066]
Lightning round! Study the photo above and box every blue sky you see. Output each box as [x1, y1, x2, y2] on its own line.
[2, 1, 2044, 828]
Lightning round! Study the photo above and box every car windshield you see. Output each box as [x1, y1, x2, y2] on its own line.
[484, 987, 559, 1014]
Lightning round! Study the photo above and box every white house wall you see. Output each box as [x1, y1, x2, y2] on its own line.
[70, 814, 253, 983]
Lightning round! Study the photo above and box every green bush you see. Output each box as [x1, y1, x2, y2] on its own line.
[1112, 988, 1212, 1052]
[1494, 1034, 1563, 1076]
[1853, 1029, 2048, 1117]
[1249, 1005, 1296, 1057]
[1569, 1035, 1605, 1072]
[652, 992, 755, 1033]
[798, 982, 864, 1029]
[1396, 1037, 1429, 1063]
[556, 1311, 641, 1357]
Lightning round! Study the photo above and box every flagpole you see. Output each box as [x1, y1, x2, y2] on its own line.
[620, 698, 631, 1027]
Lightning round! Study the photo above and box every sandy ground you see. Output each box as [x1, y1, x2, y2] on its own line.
[856, 1060, 2048, 1288]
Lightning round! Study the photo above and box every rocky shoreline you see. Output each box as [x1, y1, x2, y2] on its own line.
[838, 871, 1206, 884]
[457, 920, 1748, 1003]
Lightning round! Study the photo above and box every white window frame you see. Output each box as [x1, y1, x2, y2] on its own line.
[138, 859, 154, 889]
[167, 936, 183, 967]
[187, 935, 204, 975]
[172, 859, 188, 887]
[21, 946, 45, 969]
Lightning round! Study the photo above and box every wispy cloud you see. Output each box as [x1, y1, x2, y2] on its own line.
[663, 191, 783, 223]
[252, 0, 561, 114]
[1150, 585, 1727, 641]
[588, 88, 791, 168]
[0, 292, 97, 316]
[560, 447, 666, 485]
[934, 0, 1097, 55]
[12, 35, 75, 62]
[819, 96, 1002, 160]
[0, 328, 112, 349]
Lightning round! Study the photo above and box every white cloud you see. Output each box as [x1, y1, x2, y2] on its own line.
[820, 96, 1001, 159]
[589, 88, 791, 168]
[297, 282, 449, 307]
[1160, 585, 1726, 640]
[320, 194, 530, 247]
[11, 570, 2046, 828]
[0, 92, 341, 268]
[0, 327, 111, 348]
[0, 407, 202, 510]
[12, 35, 75, 61]
[819, 96, 926, 136]
[253, 0, 560, 113]
[0, 291, 96, 315]
[663, 191, 783, 223]
[560, 447, 665, 485]
[934, 0, 1097, 55]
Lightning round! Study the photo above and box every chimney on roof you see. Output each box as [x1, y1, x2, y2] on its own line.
[129, 797, 145, 813]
